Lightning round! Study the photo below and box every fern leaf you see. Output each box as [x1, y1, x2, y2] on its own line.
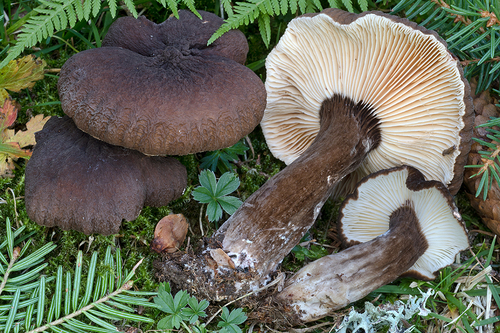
[342, 0, 354, 12]
[281, 0, 289, 16]
[64, 5, 76, 27]
[311, 0, 323, 12]
[289, 0, 298, 14]
[0, 0, 85, 70]
[83, 0, 92, 20]
[73, 0, 84, 21]
[326, 0, 341, 8]
[181, 0, 202, 19]
[221, 0, 234, 17]
[298, 0, 307, 13]
[166, 0, 180, 19]
[261, 0, 274, 16]
[358, 0, 368, 11]
[92, 0, 101, 17]
[271, 0, 281, 15]
[106, 0, 118, 17]
[258, 14, 272, 48]
[122, 0, 139, 18]
[208, 0, 265, 45]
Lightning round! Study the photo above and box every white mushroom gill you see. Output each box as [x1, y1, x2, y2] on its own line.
[262, 13, 466, 191]
[340, 166, 469, 280]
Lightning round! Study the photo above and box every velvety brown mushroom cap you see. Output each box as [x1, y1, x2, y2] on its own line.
[58, 10, 266, 156]
[102, 11, 249, 65]
[25, 116, 187, 235]
[261, 9, 473, 196]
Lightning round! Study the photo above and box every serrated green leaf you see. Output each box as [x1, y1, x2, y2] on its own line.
[218, 196, 243, 215]
[192, 187, 214, 204]
[216, 172, 240, 197]
[206, 200, 223, 222]
[198, 170, 217, 194]
[258, 15, 271, 48]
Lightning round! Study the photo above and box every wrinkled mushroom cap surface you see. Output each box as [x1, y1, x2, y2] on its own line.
[261, 9, 473, 195]
[25, 116, 187, 235]
[58, 10, 266, 156]
[338, 165, 469, 280]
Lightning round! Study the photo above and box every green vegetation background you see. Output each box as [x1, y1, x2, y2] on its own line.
[1, 0, 500, 332]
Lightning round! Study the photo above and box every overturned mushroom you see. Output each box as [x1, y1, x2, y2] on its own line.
[213, 9, 473, 282]
[157, 9, 473, 301]
[276, 166, 469, 323]
[25, 117, 187, 235]
[58, 10, 266, 156]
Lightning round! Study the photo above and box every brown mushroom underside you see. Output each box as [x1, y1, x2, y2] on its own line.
[25, 116, 187, 235]
[58, 10, 266, 156]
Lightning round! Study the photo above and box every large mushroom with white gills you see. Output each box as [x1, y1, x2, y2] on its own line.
[156, 8, 473, 300]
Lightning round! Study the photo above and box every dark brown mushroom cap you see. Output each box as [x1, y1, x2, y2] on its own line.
[102, 10, 249, 65]
[25, 116, 187, 235]
[58, 10, 266, 156]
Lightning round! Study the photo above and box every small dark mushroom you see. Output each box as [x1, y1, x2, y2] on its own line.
[25, 117, 187, 235]
[276, 166, 469, 322]
[58, 10, 266, 156]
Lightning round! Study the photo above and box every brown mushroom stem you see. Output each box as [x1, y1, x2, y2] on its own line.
[276, 204, 428, 322]
[216, 95, 381, 279]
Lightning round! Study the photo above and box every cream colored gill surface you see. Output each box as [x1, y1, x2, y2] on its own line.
[341, 168, 468, 279]
[262, 13, 466, 187]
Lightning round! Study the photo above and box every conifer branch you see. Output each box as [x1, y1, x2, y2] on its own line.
[27, 280, 134, 333]
[0, 246, 20, 297]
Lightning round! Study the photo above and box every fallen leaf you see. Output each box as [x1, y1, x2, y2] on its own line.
[11, 114, 50, 148]
[0, 113, 50, 178]
[0, 55, 47, 105]
[0, 98, 18, 128]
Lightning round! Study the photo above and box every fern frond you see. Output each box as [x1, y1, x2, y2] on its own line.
[0, 0, 99, 70]
[258, 15, 272, 47]
[106, 0, 118, 17]
[221, 0, 235, 17]
[341, 0, 354, 12]
[208, 0, 264, 45]
[181, 0, 202, 19]
[121, 0, 139, 17]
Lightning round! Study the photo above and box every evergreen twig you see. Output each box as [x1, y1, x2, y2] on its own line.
[27, 280, 134, 333]
[0, 246, 20, 297]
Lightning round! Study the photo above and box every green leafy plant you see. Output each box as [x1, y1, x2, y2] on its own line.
[291, 243, 329, 261]
[192, 170, 243, 223]
[154, 282, 247, 333]
[200, 141, 249, 173]
[217, 307, 247, 333]
[0, 218, 157, 332]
